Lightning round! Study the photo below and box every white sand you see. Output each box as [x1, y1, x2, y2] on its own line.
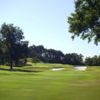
[51, 68, 64, 71]
[74, 66, 87, 71]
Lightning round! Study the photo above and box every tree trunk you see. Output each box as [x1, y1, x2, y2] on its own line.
[10, 60, 13, 70]
[9, 50, 13, 70]
[8, 46, 13, 70]
[10, 58, 13, 70]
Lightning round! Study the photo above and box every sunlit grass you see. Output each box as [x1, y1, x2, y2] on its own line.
[0, 63, 100, 100]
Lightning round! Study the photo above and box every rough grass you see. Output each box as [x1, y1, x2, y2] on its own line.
[0, 63, 100, 100]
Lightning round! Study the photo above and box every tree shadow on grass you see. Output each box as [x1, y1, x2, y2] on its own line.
[0, 68, 42, 73]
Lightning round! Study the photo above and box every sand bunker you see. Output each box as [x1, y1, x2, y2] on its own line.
[74, 66, 87, 71]
[51, 68, 64, 71]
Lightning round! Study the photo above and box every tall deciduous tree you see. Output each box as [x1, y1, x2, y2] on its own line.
[68, 0, 100, 44]
[0, 23, 28, 70]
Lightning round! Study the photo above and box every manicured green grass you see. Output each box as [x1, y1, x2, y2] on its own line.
[0, 64, 100, 100]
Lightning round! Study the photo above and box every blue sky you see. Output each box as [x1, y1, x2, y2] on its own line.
[0, 0, 100, 57]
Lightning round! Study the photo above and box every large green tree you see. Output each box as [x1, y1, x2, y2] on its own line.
[68, 0, 100, 44]
[85, 55, 100, 66]
[0, 23, 28, 70]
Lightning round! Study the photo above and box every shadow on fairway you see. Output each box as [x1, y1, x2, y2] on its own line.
[0, 68, 42, 73]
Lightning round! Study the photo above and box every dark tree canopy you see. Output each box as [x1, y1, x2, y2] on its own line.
[68, 0, 100, 44]
[85, 55, 100, 66]
[28, 45, 84, 65]
[0, 23, 28, 70]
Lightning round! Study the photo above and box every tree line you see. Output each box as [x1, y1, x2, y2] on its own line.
[85, 55, 100, 66]
[0, 23, 100, 70]
[28, 45, 100, 66]
[0, 23, 84, 70]
[28, 45, 84, 65]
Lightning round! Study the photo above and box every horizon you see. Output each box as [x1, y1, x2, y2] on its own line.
[0, 0, 100, 57]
